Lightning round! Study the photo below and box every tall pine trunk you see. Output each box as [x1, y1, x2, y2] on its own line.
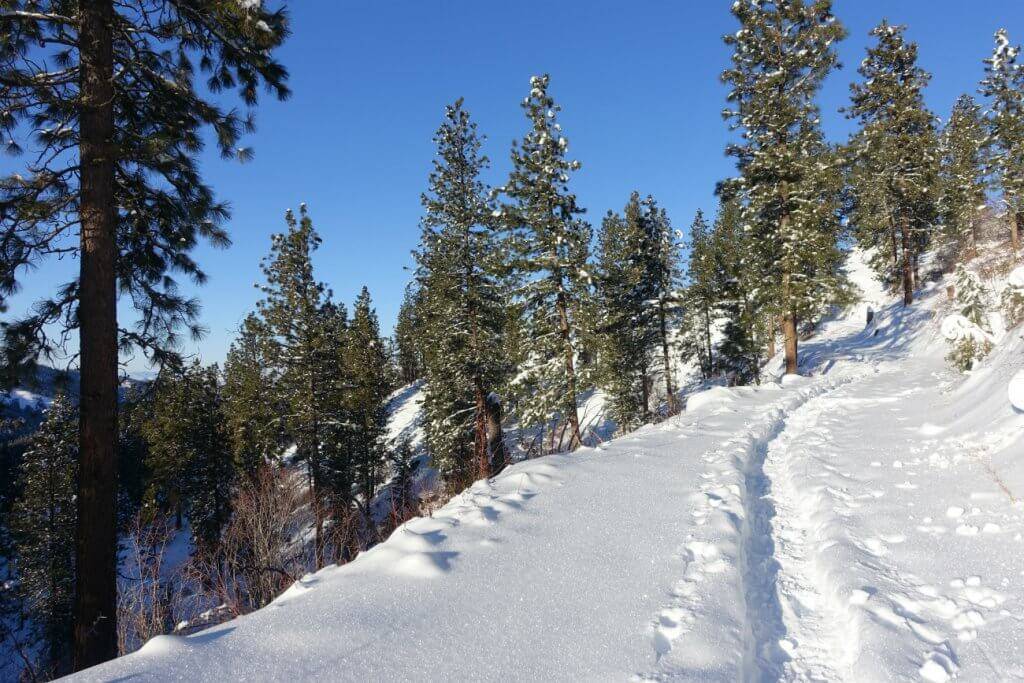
[485, 393, 508, 473]
[780, 204, 799, 376]
[555, 288, 582, 450]
[473, 379, 489, 479]
[702, 303, 713, 378]
[1014, 211, 1022, 254]
[657, 302, 677, 413]
[75, 0, 119, 669]
[900, 212, 914, 306]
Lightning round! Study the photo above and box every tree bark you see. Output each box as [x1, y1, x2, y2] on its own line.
[473, 379, 489, 480]
[1014, 212, 1022, 255]
[782, 312, 798, 376]
[484, 393, 507, 474]
[900, 212, 914, 306]
[74, 0, 119, 669]
[657, 301, 677, 414]
[555, 289, 583, 451]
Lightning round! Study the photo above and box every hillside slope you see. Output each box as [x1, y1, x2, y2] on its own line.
[70, 255, 1024, 682]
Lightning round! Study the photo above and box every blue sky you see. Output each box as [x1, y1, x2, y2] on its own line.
[6, 1, 1024, 374]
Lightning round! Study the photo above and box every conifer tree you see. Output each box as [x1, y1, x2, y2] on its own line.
[12, 395, 77, 677]
[710, 195, 766, 385]
[685, 210, 716, 379]
[722, 0, 846, 375]
[848, 21, 939, 305]
[346, 288, 390, 509]
[939, 96, 989, 254]
[595, 201, 654, 430]
[223, 314, 281, 479]
[504, 75, 593, 448]
[143, 361, 234, 555]
[393, 288, 424, 386]
[980, 29, 1024, 253]
[256, 205, 340, 568]
[0, 5, 290, 664]
[594, 192, 680, 427]
[415, 100, 509, 485]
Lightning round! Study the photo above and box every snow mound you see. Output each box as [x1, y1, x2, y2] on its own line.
[685, 386, 735, 412]
[1009, 370, 1024, 412]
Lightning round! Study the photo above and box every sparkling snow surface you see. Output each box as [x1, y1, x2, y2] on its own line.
[72, 251, 1024, 682]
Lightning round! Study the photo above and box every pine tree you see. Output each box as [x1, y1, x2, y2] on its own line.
[12, 395, 77, 677]
[954, 265, 992, 331]
[393, 287, 424, 386]
[0, 5, 290, 665]
[848, 21, 939, 305]
[143, 361, 234, 555]
[710, 194, 767, 385]
[980, 29, 1024, 253]
[594, 193, 680, 428]
[415, 100, 509, 486]
[256, 205, 340, 568]
[346, 288, 390, 510]
[722, 0, 847, 375]
[504, 75, 593, 449]
[595, 200, 654, 430]
[939, 96, 989, 255]
[223, 314, 281, 480]
[685, 210, 716, 379]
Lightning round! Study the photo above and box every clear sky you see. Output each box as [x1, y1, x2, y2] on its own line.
[5, 1, 1024, 374]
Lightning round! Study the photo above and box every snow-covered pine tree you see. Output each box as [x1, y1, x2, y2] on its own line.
[954, 265, 992, 331]
[722, 0, 847, 375]
[648, 198, 684, 413]
[394, 287, 425, 386]
[256, 205, 342, 568]
[939, 96, 990, 255]
[980, 29, 1024, 253]
[504, 75, 593, 449]
[710, 194, 766, 385]
[415, 100, 509, 486]
[0, 5, 290, 663]
[848, 21, 940, 305]
[223, 313, 281, 480]
[143, 361, 234, 555]
[685, 210, 717, 380]
[346, 288, 390, 511]
[595, 196, 657, 430]
[11, 395, 77, 678]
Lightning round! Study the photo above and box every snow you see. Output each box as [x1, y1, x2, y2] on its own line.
[70, 250, 1024, 682]
[1010, 370, 1024, 412]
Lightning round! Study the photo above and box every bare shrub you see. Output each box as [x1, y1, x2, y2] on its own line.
[117, 515, 180, 655]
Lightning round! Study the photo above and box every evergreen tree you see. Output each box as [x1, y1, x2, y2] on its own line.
[11, 395, 77, 677]
[594, 192, 680, 427]
[848, 21, 939, 305]
[143, 361, 234, 555]
[722, 0, 847, 375]
[223, 314, 281, 479]
[954, 265, 992, 331]
[504, 75, 593, 449]
[346, 288, 390, 509]
[685, 210, 716, 379]
[595, 201, 654, 430]
[980, 29, 1024, 253]
[710, 194, 767, 385]
[415, 100, 509, 486]
[0, 5, 290, 664]
[393, 287, 424, 386]
[939, 96, 989, 255]
[256, 205, 341, 568]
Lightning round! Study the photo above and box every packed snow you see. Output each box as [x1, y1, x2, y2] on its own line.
[71, 251, 1024, 681]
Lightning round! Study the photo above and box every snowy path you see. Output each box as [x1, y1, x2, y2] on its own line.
[72, 263, 1024, 682]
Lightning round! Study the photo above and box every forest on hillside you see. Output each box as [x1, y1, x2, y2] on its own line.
[1, 2, 1023, 680]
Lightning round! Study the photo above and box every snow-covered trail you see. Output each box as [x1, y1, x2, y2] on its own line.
[70, 259, 1024, 682]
